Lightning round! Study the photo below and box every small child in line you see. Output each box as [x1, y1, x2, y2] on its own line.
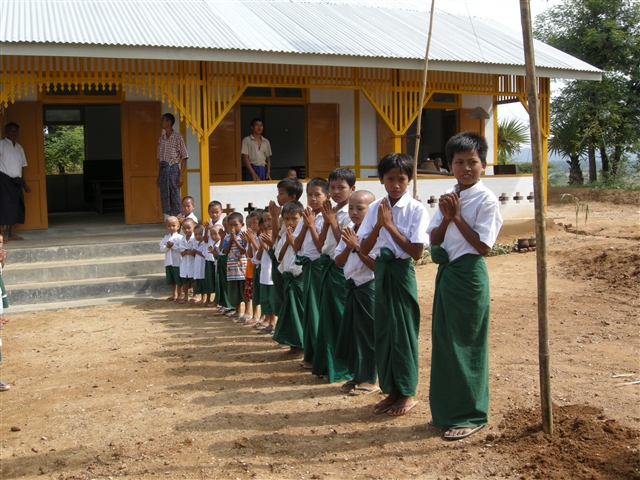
[204, 224, 223, 307]
[0, 233, 9, 391]
[178, 218, 197, 304]
[272, 201, 305, 355]
[240, 209, 262, 323]
[159, 216, 183, 301]
[427, 132, 503, 441]
[293, 177, 329, 370]
[334, 190, 378, 395]
[177, 196, 198, 230]
[359, 153, 430, 417]
[192, 224, 208, 304]
[223, 212, 248, 319]
[215, 217, 234, 314]
[204, 200, 224, 230]
[256, 212, 277, 333]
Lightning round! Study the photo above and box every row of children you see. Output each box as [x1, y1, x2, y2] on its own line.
[160, 132, 503, 441]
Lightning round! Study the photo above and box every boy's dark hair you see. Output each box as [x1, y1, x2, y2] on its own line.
[258, 217, 265, 226]
[208, 200, 222, 209]
[5, 122, 19, 132]
[250, 117, 263, 127]
[194, 224, 205, 233]
[162, 113, 175, 126]
[378, 153, 414, 181]
[277, 177, 303, 200]
[328, 167, 356, 187]
[182, 218, 195, 227]
[227, 211, 244, 223]
[282, 200, 304, 216]
[182, 196, 195, 204]
[248, 209, 263, 220]
[445, 131, 488, 165]
[307, 177, 329, 195]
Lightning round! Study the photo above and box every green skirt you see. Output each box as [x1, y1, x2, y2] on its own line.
[165, 266, 181, 286]
[252, 265, 261, 305]
[215, 255, 233, 308]
[312, 254, 351, 383]
[374, 248, 421, 397]
[268, 248, 284, 316]
[297, 256, 323, 364]
[429, 246, 490, 428]
[336, 279, 377, 385]
[203, 260, 216, 294]
[0, 275, 8, 310]
[260, 284, 275, 315]
[227, 280, 245, 307]
[272, 272, 304, 348]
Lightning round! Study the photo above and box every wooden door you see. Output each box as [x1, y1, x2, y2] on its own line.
[459, 109, 486, 136]
[121, 102, 163, 224]
[2, 102, 48, 230]
[376, 113, 396, 160]
[306, 104, 339, 179]
[209, 106, 242, 182]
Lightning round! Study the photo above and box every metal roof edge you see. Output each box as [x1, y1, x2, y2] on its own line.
[0, 43, 602, 82]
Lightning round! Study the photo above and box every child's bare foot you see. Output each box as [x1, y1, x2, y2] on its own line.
[373, 392, 399, 414]
[0, 317, 9, 325]
[299, 360, 313, 369]
[285, 347, 303, 356]
[165, 296, 176, 301]
[387, 395, 418, 417]
[349, 383, 381, 396]
[178, 297, 188, 304]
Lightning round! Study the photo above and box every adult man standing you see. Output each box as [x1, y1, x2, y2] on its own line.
[157, 113, 188, 217]
[0, 122, 31, 241]
[241, 118, 272, 182]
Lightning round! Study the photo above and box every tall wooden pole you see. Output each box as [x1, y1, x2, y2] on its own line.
[412, 0, 436, 199]
[519, 0, 553, 435]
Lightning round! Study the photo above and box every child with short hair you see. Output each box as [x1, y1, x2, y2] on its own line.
[192, 224, 208, 304]
[271, 201, 305, 355]
[359, 153, 430, 417]
[204, 200, 224, 229]
[313, 168, 356, 382]
[178, 218, 197, 304]
[223, 212, 247, 318]
[214, 217, 234, 314]
[293, 177, 329, 370]
[177, 196, 198, 229]
[239, 209, 262, 323]
[256, 213, 277, 333]
[427, 132, 503, 441]
[335, 190, 378, 395]
[159, 216, 183, 301]
[206, 224, 223, 308]
[0, 234, 9, 391]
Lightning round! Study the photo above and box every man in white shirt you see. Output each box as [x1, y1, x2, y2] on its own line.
[0, 123, 31, 241]
[241, 118, 272, 182]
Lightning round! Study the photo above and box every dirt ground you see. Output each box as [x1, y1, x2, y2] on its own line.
[1, 188, 638, 479]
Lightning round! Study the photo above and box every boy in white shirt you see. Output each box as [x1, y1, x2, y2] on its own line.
[192, 224, 208, 304]
[334, 190, 378, 396]
[427, 132, 503, 441]
[178, 218, 196, 304]
[359, 153, 430, 417]
[205, 224, 223, 307]
[293, 178, 328, 370]
[256, 213, 277, 333]
[159, 216, 183, 301]
[177, 196, 198, 232]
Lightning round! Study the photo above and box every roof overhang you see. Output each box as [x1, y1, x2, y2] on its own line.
[0, 42, 603, 82]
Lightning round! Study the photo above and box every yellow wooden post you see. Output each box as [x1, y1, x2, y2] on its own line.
[353, 90, 361, 177]
[199, 135, 210, 221]
[391, 135, 403, 153]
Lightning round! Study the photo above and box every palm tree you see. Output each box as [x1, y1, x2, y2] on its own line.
[497, 118, 529, 165]
[549, 117, 586, 185]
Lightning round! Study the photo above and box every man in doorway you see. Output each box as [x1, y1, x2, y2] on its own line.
[157, 113, 189, 217]
[241, 118, 272, 182]
[0, 122, 31, 241]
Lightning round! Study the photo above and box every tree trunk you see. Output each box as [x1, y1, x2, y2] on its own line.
[567, 155, 584, 185]
[610, 145, 623, 177]
[600, 145, 610, 174]
[588, 142, 597, 183]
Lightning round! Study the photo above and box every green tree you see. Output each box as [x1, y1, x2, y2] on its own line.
[497, 118, 529, 165]
[44, 125, 85, 174]
[548, 116, 587, 185]
[534, 0, 640, 180]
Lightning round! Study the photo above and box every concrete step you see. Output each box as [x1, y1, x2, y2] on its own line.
[5, 274, 167, 305]
[5, 239, 161, 264]
[3, 254, 164, 285]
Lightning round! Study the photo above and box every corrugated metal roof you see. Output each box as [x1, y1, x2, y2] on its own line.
[0, 0, 601, 79]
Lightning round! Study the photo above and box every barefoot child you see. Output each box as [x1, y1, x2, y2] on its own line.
[0, 234, 8, 391]
[223, 212, 247, 319]
[359, 153, 430, 417]
[192, 224, 208, 304]
[293, 178, 329, 370]
[159, 216, 183, 301]
[271, 201, 305, 355]
[427, 132, 503, 441]
[334, 190, 378, 395]
[178, 218, 196, 303]
[313, 168, 356, 382]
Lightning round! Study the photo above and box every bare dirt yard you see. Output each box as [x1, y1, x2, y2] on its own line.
[1, 188, 638, 479]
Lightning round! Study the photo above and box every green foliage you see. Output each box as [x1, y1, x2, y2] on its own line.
[44, 125, 85, 175]
[487, 240, 518, 257]
[535, 0, 640, 180]
[517, 162, 533, 174]
[497, 118, 529, 165]
[561, 193, 590, 235]
[549, 116, 587, 185]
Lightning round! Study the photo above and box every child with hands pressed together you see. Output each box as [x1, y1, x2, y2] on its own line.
[240, 209, 263, 325]
[159, 216, 184, 301]
[204, 224, 223, 307]
[191, 224, 208, 305]
[427, 132, 503, 441]
[178, 218, 197, 304]
[255, 214, 277, 334]
[223, 212, 248, 319]
[359, 153, 430, 417]
[177, 196, 198, 230]
[214, 217, 235, 314]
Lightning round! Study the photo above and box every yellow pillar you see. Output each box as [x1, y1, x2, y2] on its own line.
[542, 134, 549, 215]
[353, 90, 361, 177]
[199, 136, 211, 221]
[391, 135, 403, 153]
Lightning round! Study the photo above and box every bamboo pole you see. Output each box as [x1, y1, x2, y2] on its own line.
[412, 0, 436, 199]
[519, 0, 553, 435]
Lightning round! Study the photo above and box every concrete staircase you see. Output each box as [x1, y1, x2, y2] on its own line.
[4, 218, 168, 312]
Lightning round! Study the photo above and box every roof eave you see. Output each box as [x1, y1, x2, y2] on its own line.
[0, 43, 603, 82]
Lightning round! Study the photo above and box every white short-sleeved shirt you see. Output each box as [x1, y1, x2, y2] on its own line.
[0, 138, 27, 178]
[193, 241, 207, 280]
[160, 232, 183, 267]
[427, 180, 503, 262]
[250, 233, 261, 264]
[335, 224, 375, 286]
[184, 212, 198, 224]
[357, 191, 430, 259]
[241, 135, 272, 167]
[276, 234, 302, 277]
[259, 248, 273, 285]
[179, 235, 196, 278]
[293, 212, 323, 261]
[321, 205, 351, 258]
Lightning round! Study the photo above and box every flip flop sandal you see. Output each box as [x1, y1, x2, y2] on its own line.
[0, 382, 10, 392]
[299, 361, 313, 369]
[373, 399, 395, 414]
[444, 424, 485, 441]
[349, 386, 381, 396]
[387, 400, 419, 417]
[339, 380, 357, 392]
